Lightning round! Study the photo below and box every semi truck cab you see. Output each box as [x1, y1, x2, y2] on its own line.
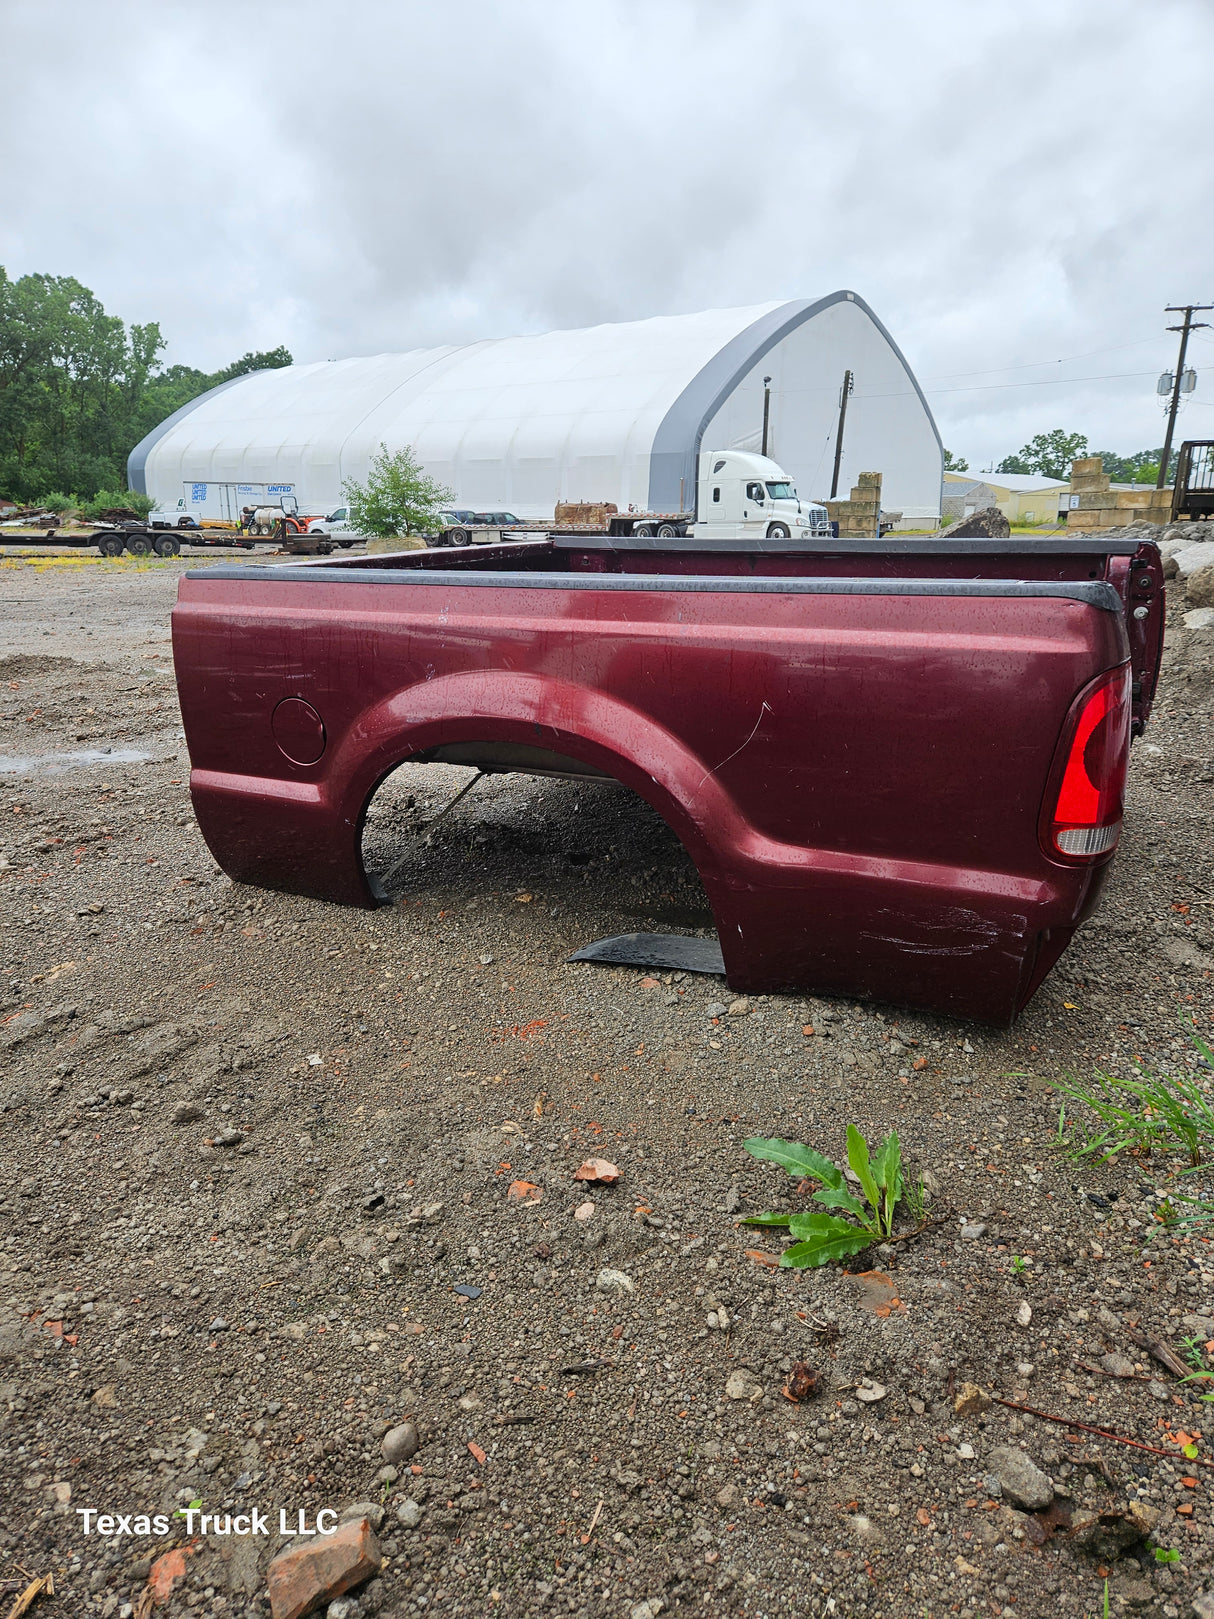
[693, 451, 830, 539]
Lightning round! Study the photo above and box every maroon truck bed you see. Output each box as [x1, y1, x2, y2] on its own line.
[171, 534, 1164, 1023]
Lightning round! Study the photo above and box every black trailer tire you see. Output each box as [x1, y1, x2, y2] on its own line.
[655, 522, 679, 538]
[633, 523, 654, 538]
[125, 533, 153, 557]
[766, 522, 791, 539]
[153, 533, 181, 557]
[447, 527, 471, 547]
[98, 534, 126, 558]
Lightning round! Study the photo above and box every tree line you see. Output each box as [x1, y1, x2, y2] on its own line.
[946, 429, 1179, 484]
[0, 266, 290, 507]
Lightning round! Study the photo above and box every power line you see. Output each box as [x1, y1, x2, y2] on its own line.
[850, 369, 1159, 402]
[920, 336, 1163, 382]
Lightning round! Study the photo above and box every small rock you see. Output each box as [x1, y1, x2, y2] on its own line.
[573, 1201, 595, 1221]
[727, 999, 751, 1017]
[959, 1222, 987, 1240]
[715, 1483, 739, 1508]
[1016, 1301, 1032, 1328]
[631, 1602, 664, 1619]
[983, 1473, 1003, 1498]
[987, 1445, 1053, 1512]
[1097, 1306, 1123, 1334]
[595, 1268, 634, 1295]
[725, 1368, 762, 1402]
[855, 1380, 887, 1403]
[1100, 1352, 1136, 1379]
[1149, 1379, 1170, 1401]
[211, 1126, 245, 1148]
[954, 1382, 992, 1418]
[848, 1513, 885, 1546]
[1191, 1589, 1214, 1619]
[326, 1599, 358, 1619]
[704, 1002, 727, 1019]
[266, 1517, 380, 1619]
[396, 1498, 423, 1530]
[171, 1101, 204, 1125]
[381, 1422, 419, 1466]
[209, 1318, 228, 1333]
[479, 953, 495, 966]
[338, 1500, 384, 1531]
[956, 1443, 975, 1460]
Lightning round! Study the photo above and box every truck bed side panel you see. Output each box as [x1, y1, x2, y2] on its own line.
[172, 573, 1128, 1022]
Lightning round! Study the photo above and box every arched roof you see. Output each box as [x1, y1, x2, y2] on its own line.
[131, 294, 942, 519]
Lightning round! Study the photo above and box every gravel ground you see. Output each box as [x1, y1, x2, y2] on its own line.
[0, 546, 1212, 1619]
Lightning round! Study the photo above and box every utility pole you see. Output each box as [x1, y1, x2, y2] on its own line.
[1158, 304, 1212, 488]
[829, 370, 854, 499]
[760, 375, 772, 458]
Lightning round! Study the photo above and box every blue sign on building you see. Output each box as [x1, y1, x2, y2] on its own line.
[190, 484, 207, 503]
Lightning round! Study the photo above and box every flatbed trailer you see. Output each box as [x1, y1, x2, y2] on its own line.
[0, 524, 259, 557]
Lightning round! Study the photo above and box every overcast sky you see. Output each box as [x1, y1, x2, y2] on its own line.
[4, 0, 1213, 468]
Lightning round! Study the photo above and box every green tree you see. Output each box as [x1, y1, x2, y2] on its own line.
[343, 443, 452, 537]
[997, 429, 1088, 481]
[1090, 447, 1176, 485]
[212, 346, 293, 384]
[0, 264, 292, 503]
[942, 448, 969, 471]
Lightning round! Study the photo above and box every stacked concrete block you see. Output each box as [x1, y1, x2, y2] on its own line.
[826, 472, 883, 538]
[1064, 457, 1173, 529]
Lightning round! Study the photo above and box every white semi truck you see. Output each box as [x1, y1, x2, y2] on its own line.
[549, 450, 831, 543]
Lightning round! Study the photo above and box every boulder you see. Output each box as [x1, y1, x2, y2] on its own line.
[946, 506, 1011, 539]
[1186, 561, 1214, 608]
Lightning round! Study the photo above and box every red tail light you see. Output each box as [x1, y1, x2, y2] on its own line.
[1042, 665, 1131, 862]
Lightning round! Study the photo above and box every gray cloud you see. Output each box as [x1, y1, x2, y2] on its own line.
[2, 0, 1212, 467]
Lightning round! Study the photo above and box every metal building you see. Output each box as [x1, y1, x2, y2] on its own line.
[129, 292, 943, 525]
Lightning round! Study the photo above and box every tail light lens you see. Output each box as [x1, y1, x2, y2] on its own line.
[1042, 664, 1131, 862]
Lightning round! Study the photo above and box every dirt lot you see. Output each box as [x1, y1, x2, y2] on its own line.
[0, 546, 1212, 1619]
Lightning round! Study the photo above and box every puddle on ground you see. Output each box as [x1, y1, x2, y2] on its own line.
[0, 747, 152, 776]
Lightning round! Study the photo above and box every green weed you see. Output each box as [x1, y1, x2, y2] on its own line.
[1054, 1032, 1214, 1169]
[741, 1126, 904, 1267]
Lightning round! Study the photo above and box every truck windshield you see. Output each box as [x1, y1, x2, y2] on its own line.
[765, 482, 795, 499]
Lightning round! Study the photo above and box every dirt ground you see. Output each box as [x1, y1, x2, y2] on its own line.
[0, 544, 1212, 1619]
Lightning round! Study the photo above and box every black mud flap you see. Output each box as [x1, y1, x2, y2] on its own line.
[567, 932, 725, 975]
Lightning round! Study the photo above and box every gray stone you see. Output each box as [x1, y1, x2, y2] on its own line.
[704, 1003, 727, 1019]
[381, 1422, 419, 1466]
[724, 1368, 762, 1402]
[987, 1445, 1053, 1511]
[1100, 1352, 1136, 1379]
[396, 1498, 423, 1530]
[1191, 1589, 1214, 1619]
[1184, 559, 1214, 604]
[339, 1500, 385, 1531]
[959, 1222, 987, 1240]
[171, 1101, 204, 1125]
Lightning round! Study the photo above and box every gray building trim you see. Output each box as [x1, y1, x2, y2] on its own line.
[125, 374, 251, 495]
[647, 291, 944, 515]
